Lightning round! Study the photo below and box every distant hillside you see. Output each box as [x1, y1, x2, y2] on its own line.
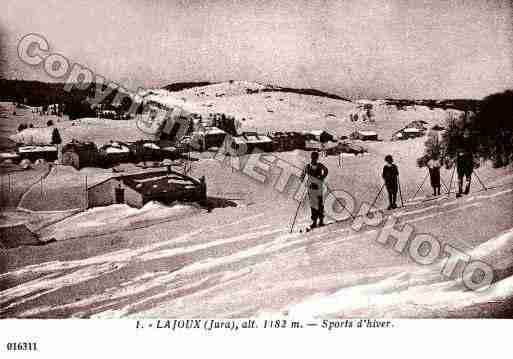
[162, 80, 353, 102]
[264, 87, 352, 102]
[0, 79, 482, 120]
[0, 79, 132, 107]
[384, 98, 481, 112]
[163, 82, 213, 92]
[433, 99, 481, 112]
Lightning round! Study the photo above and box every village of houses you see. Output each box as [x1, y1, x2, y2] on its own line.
[0, 81, 465, 247]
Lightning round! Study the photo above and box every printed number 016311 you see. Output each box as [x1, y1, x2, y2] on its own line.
[6, 342, 38, 351]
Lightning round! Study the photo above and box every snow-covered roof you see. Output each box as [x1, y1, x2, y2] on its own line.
[204, 127, 226, 135]
[105, 147, 129, 154]
[357, 130, 377, 136]
[143, 142, 160, 149]
[309, 130, 326, 136]
[18, 145, 57, 153]
[103, 143, 130, 154]
[161, 146, 178, 152]
[241, 133, 272, 143]
[0, 152, 20, 159]
[121, 170, 199, 195]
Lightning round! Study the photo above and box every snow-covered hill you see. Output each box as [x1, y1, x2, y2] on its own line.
[1, 83, 470, 150]
[148, 81, 466, 139]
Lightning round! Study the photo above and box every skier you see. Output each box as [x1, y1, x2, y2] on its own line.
[456, 129, 475, 197]
[456, 150, 474, 197]
[382, 155, 399, 210]
[427, 154, 442, 196]
[301, 151, 329, 229]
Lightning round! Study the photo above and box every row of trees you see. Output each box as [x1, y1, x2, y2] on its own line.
[467, 90, 513, 167]
[0, 79, 137, 121]
[420, 90, 513, 168]
[17, 120, 55, 132]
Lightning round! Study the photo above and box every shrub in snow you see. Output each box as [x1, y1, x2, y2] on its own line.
[34, 158, 47, 166]
[20, 159, 32, 169]
[51, 128, 62, 145]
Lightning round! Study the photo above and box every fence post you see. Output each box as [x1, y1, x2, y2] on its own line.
[85, 175, 88, 209]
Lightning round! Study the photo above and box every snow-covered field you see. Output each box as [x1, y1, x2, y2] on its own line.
[1, 177, 512, 318]
[1, 86, 512, 318]
[0, 103, 155, 149]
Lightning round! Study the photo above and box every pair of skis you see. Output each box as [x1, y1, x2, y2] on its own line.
[297, 201, 405, 233]
[290, 176, 405, 234]
[290, 178, 357, 234]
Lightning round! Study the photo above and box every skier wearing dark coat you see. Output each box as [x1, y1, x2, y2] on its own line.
[456, 151, 473, 197]
[427, 156, 442, 196]
[382, 155, 399, 210]
[456, 130, 475, 197]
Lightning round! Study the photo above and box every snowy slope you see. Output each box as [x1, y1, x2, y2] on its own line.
[150, 81, 464, 139]
[38, 201, 203, 241]
[1, 171, 512, 318]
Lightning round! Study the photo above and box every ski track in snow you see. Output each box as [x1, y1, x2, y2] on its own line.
[280, 227, 513, 319]
[1, 183, 512, 318]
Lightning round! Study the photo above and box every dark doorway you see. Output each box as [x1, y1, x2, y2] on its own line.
[115, 186, 125, 204]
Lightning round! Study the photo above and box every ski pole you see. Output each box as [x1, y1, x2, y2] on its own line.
[473, 170, 487, 191]
[447, 165, 456, 196]
[370, 183, 385, 209]
[290, 186, 307, 233]
[440, 177, 449, 193]
[410, 171, 429, 201]
[398, 177, 404, 207]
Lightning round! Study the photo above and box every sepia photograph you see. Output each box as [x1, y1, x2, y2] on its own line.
[0, 0, 513, 356]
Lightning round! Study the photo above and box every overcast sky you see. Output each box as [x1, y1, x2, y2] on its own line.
[1, 0, 512, 99]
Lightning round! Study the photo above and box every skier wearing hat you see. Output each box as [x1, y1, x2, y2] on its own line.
[427, 153, 442, 196]
[382, 154, 399, 210]
[456, 129, 475, 197]
[456, 150, 474, 197]
[301, 151, 329, 229]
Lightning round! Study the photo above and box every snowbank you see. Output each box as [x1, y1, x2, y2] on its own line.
[9, 127, 55, 145]
[282, 227, 513, 318]
[39, 201, 202, 241]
